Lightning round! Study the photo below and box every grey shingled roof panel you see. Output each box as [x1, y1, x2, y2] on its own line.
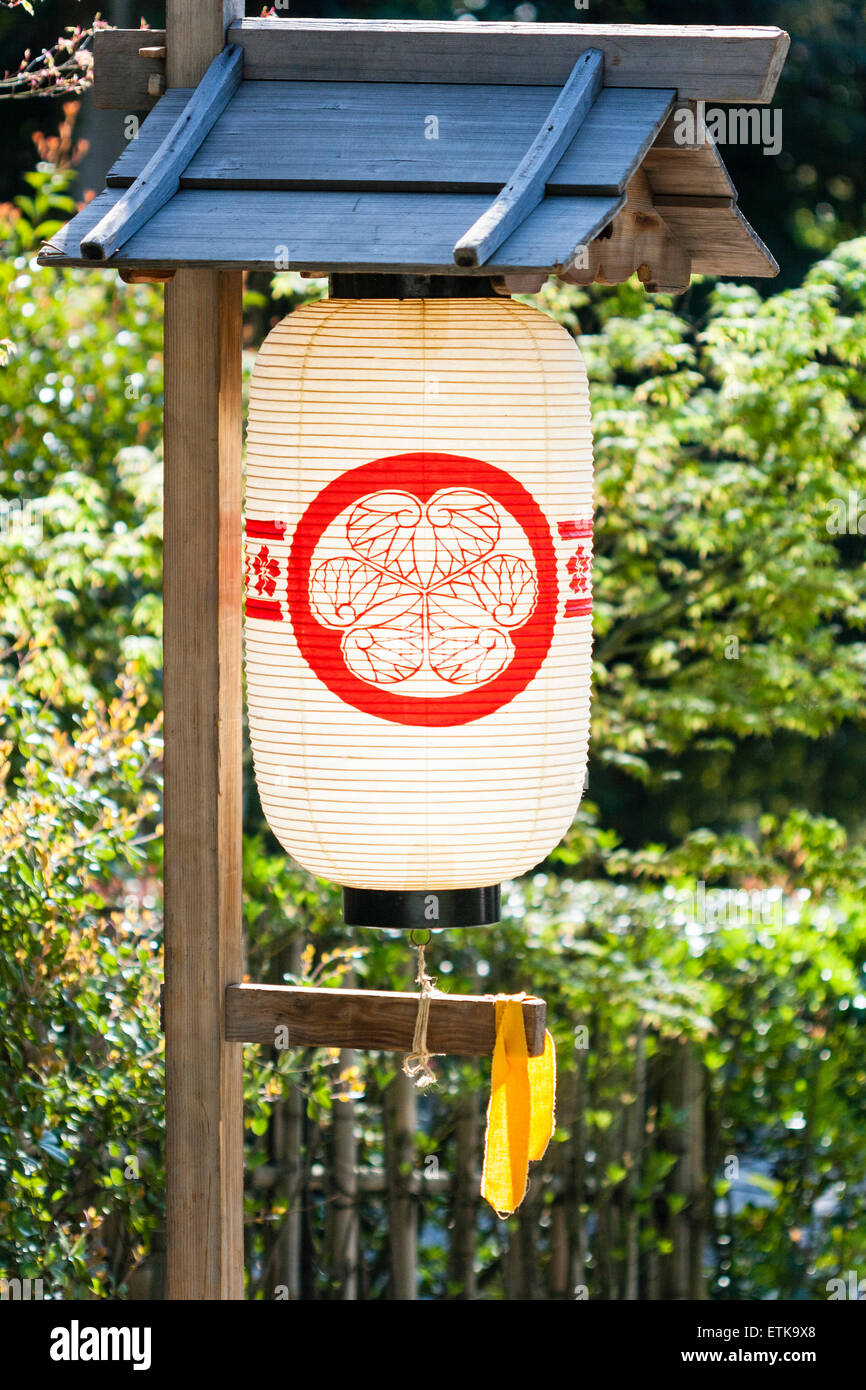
[37, 73, 659, 272]
[40, 187, 623, 274]
[105, 82, 674, 196]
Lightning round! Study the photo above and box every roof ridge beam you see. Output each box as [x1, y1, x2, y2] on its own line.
[227, 20, 789, 102]
[80, 43, 243, 262]
[91, 24, 789, 109]
[454, 49, 603, 268]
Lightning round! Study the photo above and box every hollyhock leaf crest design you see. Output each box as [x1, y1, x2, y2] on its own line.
[346, 491, 423, 582]
[309, 487, 538, 690]
[309, 555, 407, 630]
[426, 489, 501, 584]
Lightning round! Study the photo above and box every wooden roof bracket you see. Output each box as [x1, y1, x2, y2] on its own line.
[453, 48, 604, 269]
[561, 168, 692, 294]
[79, 43, 243, 262]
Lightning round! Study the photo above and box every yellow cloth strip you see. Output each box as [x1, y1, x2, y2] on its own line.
[481, 995, 556, 1217]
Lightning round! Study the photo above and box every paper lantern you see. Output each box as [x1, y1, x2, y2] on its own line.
[243, 297, 593, 928]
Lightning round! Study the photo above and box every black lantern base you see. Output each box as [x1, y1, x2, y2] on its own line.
[342, 886, 501, 931]
[329, 273, 502, 300]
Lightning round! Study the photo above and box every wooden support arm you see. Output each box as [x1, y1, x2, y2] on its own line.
[80, 43, 243, 261]
[225, 983, 548, 1058]
[453, 48, 603, 269]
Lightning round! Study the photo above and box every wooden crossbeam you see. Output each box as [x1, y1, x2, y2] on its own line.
[91, 23, 790, 111]
[93, 28, 168, 109]
[80, 44, 243, 261]
[453, 49, 603, 268]
[229, 20, 789, 102]
[225, 983, 547, 1058]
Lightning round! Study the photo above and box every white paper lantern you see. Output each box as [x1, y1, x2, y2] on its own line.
[244, 296, 593, 926]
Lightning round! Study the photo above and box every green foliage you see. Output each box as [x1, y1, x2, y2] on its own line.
[541, 255, 866, 777]
[0, 166, 164, 703]
[0, 655, 163, 1298]
[0, 166, 166, 1296]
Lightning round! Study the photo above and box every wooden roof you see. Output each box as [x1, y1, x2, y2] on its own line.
[37, 19, 788, 287]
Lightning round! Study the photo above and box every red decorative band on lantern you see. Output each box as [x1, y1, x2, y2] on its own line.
[245, 524, 285, 621]
[245, 598, 283, 621]
[558, 519, 593, 540]
[245, 518, 287, 540]
[562, 517, 592, 619]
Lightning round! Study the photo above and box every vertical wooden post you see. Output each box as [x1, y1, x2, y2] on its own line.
[271, 1088, 304, 1298]
[163, 0, 245, 1301]
[571, 1040, 588, 1295]
[330, 1048, 359, 1299]
[549, 1064, 575, 1299]
[448, 1091, 479, 1299]
[622, 1023, 646, 1300]
[323, 966, 359, 1300]
[272, 938, 304, 1300]
[385, 1072, 418, 1300]
[654, 1039, 707, 1301]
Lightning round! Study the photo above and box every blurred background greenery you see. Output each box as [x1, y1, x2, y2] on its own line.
[1, 1, 865, 1300]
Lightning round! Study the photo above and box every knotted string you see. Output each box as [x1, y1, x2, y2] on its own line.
[402, 933, 441, 1089]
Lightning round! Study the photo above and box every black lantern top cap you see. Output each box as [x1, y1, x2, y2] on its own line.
[37, 18, 788, 288]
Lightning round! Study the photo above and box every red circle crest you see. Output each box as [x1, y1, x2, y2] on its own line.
[287, 452, 557, 726]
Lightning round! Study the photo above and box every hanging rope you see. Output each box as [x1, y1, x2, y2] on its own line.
[403, 930, 440, 1089]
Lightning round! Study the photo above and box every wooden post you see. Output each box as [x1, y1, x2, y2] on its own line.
[163, 0, 245, 1302]
[271, 939, 304, 1301]
[386, 1072, 418, 1300]
[549, 1063, 576, 1299]
[571, 1038, 588, 1296]
[276, 1086, 305, 1298]
[448, 1092, 479, 1299]
[329, 1046, 359, 1299]
[623, 1022, 647, 1300]
[652, 1038, 707, 1300]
